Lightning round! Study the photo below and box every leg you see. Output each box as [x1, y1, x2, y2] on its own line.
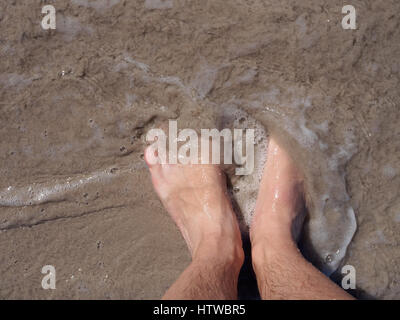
[250, 138, 354, 300]
[144, 147, 244, 300]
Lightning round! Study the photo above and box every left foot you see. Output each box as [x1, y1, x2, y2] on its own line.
[144, 146, 244, 266]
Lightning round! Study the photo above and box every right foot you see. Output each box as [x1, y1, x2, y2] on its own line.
[249, 138, 354, 300]
[250, 137, 305, 249]
[144, 146, 244, 266]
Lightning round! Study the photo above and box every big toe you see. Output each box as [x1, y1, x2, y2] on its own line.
[144, 146, 160, 168]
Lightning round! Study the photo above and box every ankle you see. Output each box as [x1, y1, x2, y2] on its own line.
[251, 218, 294, 248]
[251, 235, 298, 270]
[192, 236, 244, 271]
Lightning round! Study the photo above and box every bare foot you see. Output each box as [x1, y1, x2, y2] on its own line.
[144, 147, 244, 265]
[250, 137, 305, 249]
[250, 138, 354, 300]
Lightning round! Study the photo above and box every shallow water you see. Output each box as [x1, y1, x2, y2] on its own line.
[0, 0, 399, 299]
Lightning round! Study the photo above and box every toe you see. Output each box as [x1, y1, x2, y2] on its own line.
[144, 146, 160, 169]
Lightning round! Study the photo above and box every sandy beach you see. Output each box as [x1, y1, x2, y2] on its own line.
[0, 0, 399, 299]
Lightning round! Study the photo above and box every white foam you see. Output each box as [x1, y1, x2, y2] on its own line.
[0, 163, 144, 209]
[225, 86, 357, 274]
[219, 103, 268, 229]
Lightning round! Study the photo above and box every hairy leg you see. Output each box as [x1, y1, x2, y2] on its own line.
[145, 147, 244, 300]
[250, 138, 354, 300]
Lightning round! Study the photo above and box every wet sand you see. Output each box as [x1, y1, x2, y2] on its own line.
[0, 0, 399, 299]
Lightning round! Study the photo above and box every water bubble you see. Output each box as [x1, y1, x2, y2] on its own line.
[325, 254, 333, 263]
